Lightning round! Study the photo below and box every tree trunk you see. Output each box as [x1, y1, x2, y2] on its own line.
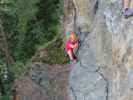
[0, 17, 15, 66]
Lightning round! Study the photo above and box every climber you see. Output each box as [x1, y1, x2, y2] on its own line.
[65, 32, 79, 63]
[123, 0, 133, 18]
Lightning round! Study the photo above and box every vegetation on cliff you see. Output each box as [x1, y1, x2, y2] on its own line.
[0, 0, 65, 98]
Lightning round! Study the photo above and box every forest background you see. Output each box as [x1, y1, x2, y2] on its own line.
[0, 0, 65, 99]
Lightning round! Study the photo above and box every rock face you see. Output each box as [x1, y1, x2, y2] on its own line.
[64, 0, 133, 100]
[13, 63, 70, 100]
[13, 0, 133, 100]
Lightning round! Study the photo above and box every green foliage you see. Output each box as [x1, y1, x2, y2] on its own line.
[12, 0, 39, 61]
[12, 61, 30, 78]
[1, 0, 64, 71]
[36, 0, 63, 41]
[0, 0, 66, 96]
[0, 96, 11, 100]
[0, 0, 13, 12]
[1, 0, 63, 62]
[0, 0, 65, 97]
[37, 0, 63, 25]
[15, 0, 38, 33]
[0, 0, 40, 62]
[40, 38, 69, 64]
[0, 65, 12, 98]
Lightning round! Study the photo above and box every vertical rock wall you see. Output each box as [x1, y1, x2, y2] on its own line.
[64, 0, 133, 100]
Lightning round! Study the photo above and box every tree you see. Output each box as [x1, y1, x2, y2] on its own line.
[0, 0, 15, 96]
[0, 17, 15, 65]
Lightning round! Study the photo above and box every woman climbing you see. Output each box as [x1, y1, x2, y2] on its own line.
[123, 0, 133, 18]
[65, 32, 79, 63]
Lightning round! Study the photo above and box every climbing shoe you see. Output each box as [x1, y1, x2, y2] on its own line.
[123, 8, 133, 18]
[69, 59, 77, 64]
